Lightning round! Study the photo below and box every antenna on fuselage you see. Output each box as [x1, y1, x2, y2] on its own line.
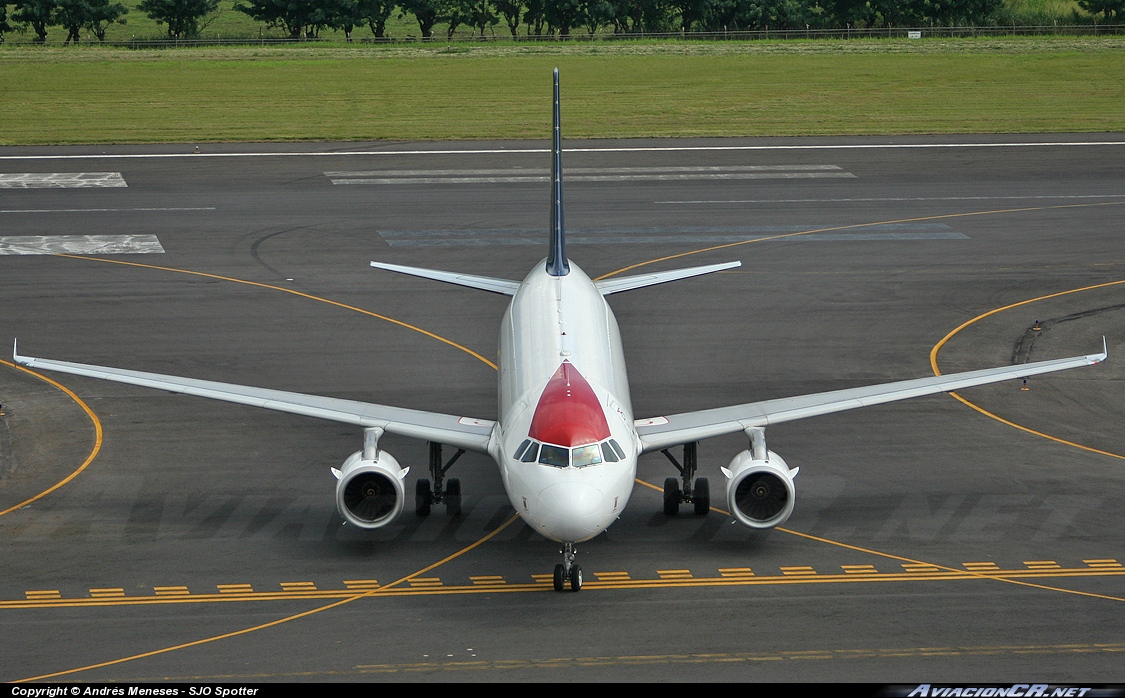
[546, 67, 570, 277]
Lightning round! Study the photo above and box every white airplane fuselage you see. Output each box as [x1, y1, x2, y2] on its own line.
[492, 261, 637, 543]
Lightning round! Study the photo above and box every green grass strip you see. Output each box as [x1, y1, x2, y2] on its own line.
[2, 39, 1123, 144]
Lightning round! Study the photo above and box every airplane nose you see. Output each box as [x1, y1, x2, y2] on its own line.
[535, 482, 610, 542]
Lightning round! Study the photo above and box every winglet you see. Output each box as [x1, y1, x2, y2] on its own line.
[545, 67, 570, 278]
[12, 338, 29, 367]
[1094, 335, 1108, 363]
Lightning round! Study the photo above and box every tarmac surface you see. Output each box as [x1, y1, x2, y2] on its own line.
[1, 135, 1124, 683]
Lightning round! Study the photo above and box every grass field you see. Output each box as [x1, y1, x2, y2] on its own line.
[1, 38, 1123, 144]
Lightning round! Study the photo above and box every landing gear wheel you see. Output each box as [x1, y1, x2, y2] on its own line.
[415, 478, 432, 517]
[663, 477, 681, 516]
[444, 478, 462, 516]
[693, 477, 710, 516]
[569, 564, 583, 592]
[553, 564, 566, 592]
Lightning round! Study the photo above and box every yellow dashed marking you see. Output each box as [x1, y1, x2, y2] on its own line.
[657, 570, 693, 579]
[964, 562, 1001, 572]
[470, 576, 506, 586]
[154, 586, 190, 596]
[842, 565, 879, 574]
[594, 571, 631, 581]
[1084, 559, 1122, 568]
[343, 580, 380, 590]
[531, 574, 554, 584]
[89, 588, 125, 598]
[280, 582, 317, 591]
[718, 567, 754, 577]
[902, 563, 941, 573]
[408, 578, 443, 588]
[217, 584, 254, 594]
[1024, 561, 1061, 570]
[780, 566, 816, 576]
[25, 590, 61, 600]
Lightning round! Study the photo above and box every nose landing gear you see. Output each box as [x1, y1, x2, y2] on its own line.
[553, 542, 582, 592]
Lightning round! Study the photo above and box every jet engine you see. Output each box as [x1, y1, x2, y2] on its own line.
[332, 449, 408, 529]
[723, 449, 798, 529]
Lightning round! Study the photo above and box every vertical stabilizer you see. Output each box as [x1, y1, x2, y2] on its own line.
[546, 68, 570, 277]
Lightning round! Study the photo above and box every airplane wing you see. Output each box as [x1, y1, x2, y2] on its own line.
[12, 342, 495, 453]
[634, 340, 1107, 453]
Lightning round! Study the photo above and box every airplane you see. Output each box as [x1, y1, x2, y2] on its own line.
[13, 69, 1108, 592]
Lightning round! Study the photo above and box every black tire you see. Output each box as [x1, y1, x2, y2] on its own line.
[693, 477, 710, 516]
[415, 478, 432, 517]
[663, 477, 680, 516]
[553, 564, 566, 592]
[569, 564, 583, 592]
[444, 478, 462, 517]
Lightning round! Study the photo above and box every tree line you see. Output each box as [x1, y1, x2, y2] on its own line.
[2, 0, 1122, 43]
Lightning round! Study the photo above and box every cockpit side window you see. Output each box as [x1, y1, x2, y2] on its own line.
[538, 444, 569, 467]
[599, 441, 620, 463]
[514, 439, 532, 460]
[520, 441, 540, 463]
[609, 439, 627, 460]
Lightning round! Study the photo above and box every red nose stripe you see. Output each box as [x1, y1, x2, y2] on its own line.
[529, 362, 611, 447]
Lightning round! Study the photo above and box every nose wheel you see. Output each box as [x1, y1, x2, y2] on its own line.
[553, 543, 582, 592]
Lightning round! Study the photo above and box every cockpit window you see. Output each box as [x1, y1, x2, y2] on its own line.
[514, 439, 532, 460]
[571, 444, 603, 467]
[600, 441, 620, 463]
[538, 444, 569, 467]
[520, 441, 540, 463]
[609, 439, 626, 459]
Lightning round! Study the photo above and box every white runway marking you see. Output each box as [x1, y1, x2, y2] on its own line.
[657, 194, 1125, 204]
[1, 141, 1122, 161]
[0, 207, 215, 214]
[0, 234, 164, 255]
[0, 172, 127, 188]
[329, 165, 854, 185]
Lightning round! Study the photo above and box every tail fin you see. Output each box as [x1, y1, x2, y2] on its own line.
[545, 67, 570, 277]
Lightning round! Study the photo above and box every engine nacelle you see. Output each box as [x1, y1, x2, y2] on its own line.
[332, 450, 407, 529]
[724, 449, 797, 529]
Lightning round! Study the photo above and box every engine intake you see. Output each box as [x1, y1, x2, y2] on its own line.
[333, 450, 407, 529]
[724, 449, 797, 529]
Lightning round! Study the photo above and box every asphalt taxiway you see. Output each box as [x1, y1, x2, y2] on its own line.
[1, 135, 1123, 682]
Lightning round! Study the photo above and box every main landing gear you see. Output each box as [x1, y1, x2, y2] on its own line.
[660, 442, 710, 516]
[553, 542, 582, 592]
[415, 442, 466, 517]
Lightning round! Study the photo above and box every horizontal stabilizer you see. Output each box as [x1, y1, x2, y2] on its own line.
[370, 261, 520, 295]
[594, 261, 741, 295]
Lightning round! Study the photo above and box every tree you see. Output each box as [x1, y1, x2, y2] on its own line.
[544, 0, 583, 34]
[523, 0, 545, 33]
[359, 0, 395, 36]
[582, 0, 613, 32]
[399, 0, 446, 36]
[1078, 0, 1125, 21]
[465, 0, 497, 34]
[235, 0, 335, 38]
[54, 0, 126, 42]
[0, 4, 14, 42]
[12, 0, 58, 42]
[87, 0, 128, 39]
[492, 0, 522, 36]
[139, 0, 219, 38]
